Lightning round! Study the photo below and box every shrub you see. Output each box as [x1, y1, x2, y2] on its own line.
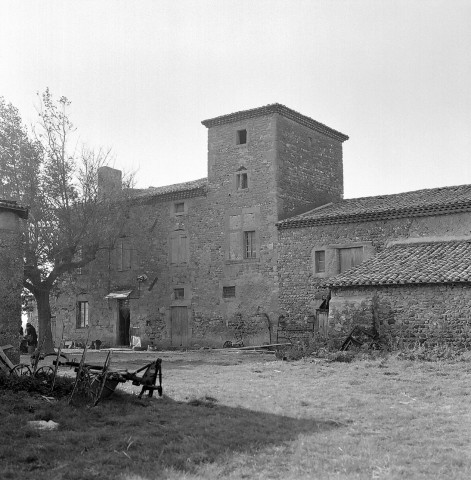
[0, 371, 74, 398]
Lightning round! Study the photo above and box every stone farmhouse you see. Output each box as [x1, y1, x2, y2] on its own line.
[277, 186, 471, 347]
[53, 104, 471, 349]
[0, 199, 28, 363]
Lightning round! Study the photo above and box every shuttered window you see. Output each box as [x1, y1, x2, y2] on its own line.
[227, 211, 258, 261]
[315, 250, 325, 273]
[244, 231, 256, 259]
[339, 247, 363, 273]
[76, 301, 89, 328]
[170, 232, 189, 264]
[117, 238, 132, 271]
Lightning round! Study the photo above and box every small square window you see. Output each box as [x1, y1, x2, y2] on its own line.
[223, 286, 236, 298]
[174, 202, 185, 214]
[236, 129, 247, 145]
[174, 288, 185, 300]
[315, 251, 325, 273]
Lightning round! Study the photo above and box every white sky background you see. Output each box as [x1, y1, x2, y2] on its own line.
[1, 0, 470, 199]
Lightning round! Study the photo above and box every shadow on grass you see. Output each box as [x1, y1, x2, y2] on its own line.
[0, 388, 343, 480]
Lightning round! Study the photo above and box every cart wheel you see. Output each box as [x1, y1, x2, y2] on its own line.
[35, 366, 54, 380]
[10, 364, 32, 376]
[223, 341, 232, 348]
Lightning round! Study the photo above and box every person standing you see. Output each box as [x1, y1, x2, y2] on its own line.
[25, 323, 38, 354]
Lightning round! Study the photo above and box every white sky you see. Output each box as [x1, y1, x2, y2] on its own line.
[1, 0, 470, 199]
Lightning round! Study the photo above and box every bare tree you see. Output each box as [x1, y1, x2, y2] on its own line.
[0, 90, 133, 352]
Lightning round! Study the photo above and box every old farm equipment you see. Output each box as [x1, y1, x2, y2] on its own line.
[59, 349, 163, 405]
[340, 325, 381, 351]
[0, 342, 63, 379]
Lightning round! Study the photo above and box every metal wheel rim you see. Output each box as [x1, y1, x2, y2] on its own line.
[10, 364, 32, 376]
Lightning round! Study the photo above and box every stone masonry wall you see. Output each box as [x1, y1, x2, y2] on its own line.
[0, 211, 23, 364]
[278, 211, 471, 323]
[196, 114, 280, 345]
[276, 115, 344, 220]
[330, 284, 471, 348]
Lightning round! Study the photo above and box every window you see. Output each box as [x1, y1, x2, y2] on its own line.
[76, 301, 89, 328]
[236, 172, 248, 190]
[244, 231, 256, 259]
[236, 129, 247, 145]
[315, 250, 325, 273]
[227, 209, 259, 261]
[170, 231, 189, 264]
[75, 246, 83, 275]
[174, 288, 185, 300]
[223, 286, 236, 298]
[117, 238, 132, 271]
[174, 202, 185, 214]
[339, 247, 363, 273]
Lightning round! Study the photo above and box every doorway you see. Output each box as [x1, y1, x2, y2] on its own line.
[118, 299, 130, 346]
[170, 306, 189, 347]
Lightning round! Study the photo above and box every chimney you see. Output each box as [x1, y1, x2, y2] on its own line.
[97, 166, 122, 201]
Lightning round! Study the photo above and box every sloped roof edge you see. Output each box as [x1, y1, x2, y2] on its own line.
[0, 199, 29, 219]
[324, 240, 471, 288]
[130, 178, 208, 202]
[201, 103, 349, 142]
[278, 184, 471, 229]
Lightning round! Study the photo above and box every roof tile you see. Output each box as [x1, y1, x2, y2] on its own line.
[278, 184, 471, 229]
[130, 178, 208, 202]
[0, 198, 28, 219]
[325, 241, 471, 287]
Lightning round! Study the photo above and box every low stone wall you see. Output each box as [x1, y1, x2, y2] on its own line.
[329, 284, 471, 348]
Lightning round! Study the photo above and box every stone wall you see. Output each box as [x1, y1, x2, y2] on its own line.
[276, 114, 344, 220]
[0, 210, 24, 364]
[329, 284, 471, 348]
[278, 212, 471, 323]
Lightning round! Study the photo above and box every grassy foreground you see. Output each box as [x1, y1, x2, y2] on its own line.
[1, 350, 471, 479]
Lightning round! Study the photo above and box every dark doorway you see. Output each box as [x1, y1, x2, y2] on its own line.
[118, 299, 130, 346]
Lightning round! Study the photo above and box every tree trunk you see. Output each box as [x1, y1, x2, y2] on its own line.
[34, 289, 54, 353]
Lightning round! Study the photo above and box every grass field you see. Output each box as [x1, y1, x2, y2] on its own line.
[1, 350, 471, 479]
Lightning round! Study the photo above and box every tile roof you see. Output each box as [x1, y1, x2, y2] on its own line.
[0, 199, 28, 219]
[130, 178, 208, 203]
[325, 241, 471, 287]
[278, 184, 471, 229]
[201, 103, 349, 142]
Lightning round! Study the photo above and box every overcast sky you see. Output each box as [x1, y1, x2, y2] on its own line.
[1, 0, 470, 199]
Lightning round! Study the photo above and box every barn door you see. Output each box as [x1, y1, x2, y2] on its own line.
[170, 307, 189, 347]
[317, 310, 329, 336]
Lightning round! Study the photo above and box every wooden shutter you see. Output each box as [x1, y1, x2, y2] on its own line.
[339, 247, 363, 273]
[229, 232, 242, 260]
[170, 235, 178, 264]
[123, 242, 131, 270]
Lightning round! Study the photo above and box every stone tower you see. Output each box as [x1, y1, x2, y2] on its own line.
[195, 104, 348, 343]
